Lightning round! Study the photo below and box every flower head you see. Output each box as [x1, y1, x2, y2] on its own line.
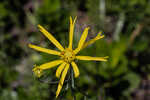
[29, 16, 108, 98]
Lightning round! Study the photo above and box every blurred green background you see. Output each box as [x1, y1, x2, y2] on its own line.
[0, 0, 150, 100]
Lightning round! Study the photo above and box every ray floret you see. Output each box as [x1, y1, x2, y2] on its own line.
[29, 44, 60, 55]
[38, 25, 64, 51]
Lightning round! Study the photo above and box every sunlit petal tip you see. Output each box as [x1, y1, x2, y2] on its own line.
[38, 24, 42, 27]
[56, 89, 59, 98]
[74, 71, 79, 78]
[101, 35, 105, 38]
[97, 31, 104, 38]
[98, 31, 103, 35]
[103, 59, 108, 61]
[101, 56, 109, 61]
[104, 56, 109, 58]
[56, 84, 61, 98]
[37, 24, 42, 29]
[71, 62, 80, 78]
[70, 16, 77, 24]
[37, 24, 45, 32]
[56, 89, 60, 98]
[75, 74, 79, 78]
[56, 94, 58, 98]
[84, 27, 90, 32]
[28, 43, 32, 48]
[73, 16, 77, 24]
[86, 27, 90, 30]
[83, 27, 90, 32]
[98, 31, 102, 35]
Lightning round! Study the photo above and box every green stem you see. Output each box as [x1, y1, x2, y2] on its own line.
[113, 12, 125, 41]
[99, 0, 106, 29]
[71, 67, 76, 100]
[71, 68, 75, 88]
[84, 95, 87, 100]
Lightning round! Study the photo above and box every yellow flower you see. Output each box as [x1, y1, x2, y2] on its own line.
[28, 16, 108, 98]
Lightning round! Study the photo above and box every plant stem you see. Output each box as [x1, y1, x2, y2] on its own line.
[71, 68, 75, 88]
[113, 12, 125, 41]
[99, 0, 106, 29]
[71, 67, 76, 100]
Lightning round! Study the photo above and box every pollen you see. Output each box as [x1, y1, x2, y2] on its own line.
[61, 48, 75, 63]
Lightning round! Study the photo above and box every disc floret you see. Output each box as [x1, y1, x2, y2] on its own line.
[61, 48, 75, 63]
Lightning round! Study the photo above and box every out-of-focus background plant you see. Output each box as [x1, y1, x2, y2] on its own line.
[0, 0, 150, 100]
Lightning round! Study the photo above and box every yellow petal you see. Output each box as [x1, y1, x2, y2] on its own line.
[56, 62, 67, 78]
[76, 56, 108, 61]
[28, 44, 61, 55]
[71, 62, 80, 78]
[38, 60, 63, 70]
[56, 64, 70, 98]
[68, 16, 77, 50]
[74, 27, 90, 54]
[38, 25, 64, 51]
[82, 31, 104, 49]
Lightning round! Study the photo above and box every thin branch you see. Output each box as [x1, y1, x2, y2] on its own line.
[113, 12, 125, 41]
[99, 0, 106, 29]
[129, 23, 144, 45]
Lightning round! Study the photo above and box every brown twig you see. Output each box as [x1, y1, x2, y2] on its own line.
[129, 23, 144, 45]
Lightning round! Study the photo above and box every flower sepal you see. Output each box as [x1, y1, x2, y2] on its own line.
[32, 65, 43, 78]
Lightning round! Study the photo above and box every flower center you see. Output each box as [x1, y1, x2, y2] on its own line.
[61, 48, 75, 63]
